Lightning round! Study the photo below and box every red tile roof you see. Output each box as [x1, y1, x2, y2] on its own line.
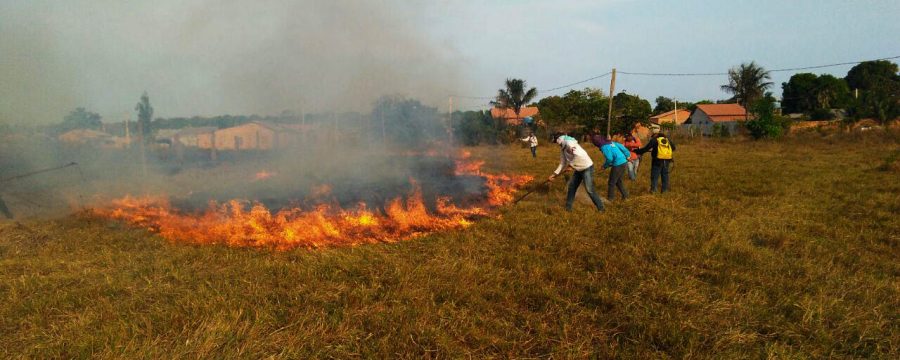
[649, 109, 692, 125]
[490, 106, 540, 126]
[695, 104, 748, 122]
[490, 106, 539, 119]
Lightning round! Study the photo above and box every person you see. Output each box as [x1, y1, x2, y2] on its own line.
[520, 131, 538, 158]
[548, 133, 605, 212]
[634, 129, 676, 193]
[591, 134, 630, 201]
[622, 133, 642, 180]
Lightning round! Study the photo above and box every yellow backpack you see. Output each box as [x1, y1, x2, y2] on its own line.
[657, 137, 673, 160]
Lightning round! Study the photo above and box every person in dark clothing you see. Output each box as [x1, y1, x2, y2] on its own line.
[634, 129, 676, 193]
[591, 134, 630, 201]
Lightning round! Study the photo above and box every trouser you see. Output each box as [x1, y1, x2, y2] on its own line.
[566, 165, 605, 211]
[530, 146, 537, 158]
[649, 160, 671, 193]
[626, 157, 640, 180]
[607, 164, 628, 200]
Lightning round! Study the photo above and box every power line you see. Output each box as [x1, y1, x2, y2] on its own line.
[619, 55, 900, 76]
[769, 55, 900, 72]
[449, 54, 900, 99]
[451, 72, 612, 104]
[539, 72, 612, 93]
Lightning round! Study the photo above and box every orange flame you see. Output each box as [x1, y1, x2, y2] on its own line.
[94, 154, 532, 250]
[254, 170, 277, 181]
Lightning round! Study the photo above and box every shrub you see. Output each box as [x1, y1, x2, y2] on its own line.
[809, 108, 835, 121]
[745, 96, 783, 139]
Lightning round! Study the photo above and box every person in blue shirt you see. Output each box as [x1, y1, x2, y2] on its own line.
[591, 134, 630, 201]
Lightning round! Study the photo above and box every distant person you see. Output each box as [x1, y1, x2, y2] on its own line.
[591, 134, 630, 201]
[520, 131, 538, 158]
[634, 129, 676, 193]
[548, 133, 605, 212]
[622, 133, 642, 180]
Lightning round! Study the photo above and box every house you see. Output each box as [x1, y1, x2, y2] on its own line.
[172, 127, 217, 148]
[490, 106, 540, 126]
[57, 129, 127, 148]
[649, 109, 692, 126]
[208, 121, 298, 150]
[688, 104, 749, 135]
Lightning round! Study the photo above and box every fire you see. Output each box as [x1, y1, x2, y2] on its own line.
[254, 170, 277, 181]
[95, 153, 532, 250]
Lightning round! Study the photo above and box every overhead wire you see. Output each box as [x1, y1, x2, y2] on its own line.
[450, 54, 900, 98]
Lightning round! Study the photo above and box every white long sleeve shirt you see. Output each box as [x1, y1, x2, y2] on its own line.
[521, 135, 538, 147]
[553, 138, 594, 175]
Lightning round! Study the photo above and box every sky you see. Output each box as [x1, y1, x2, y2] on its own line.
[1, 0, 898, 124]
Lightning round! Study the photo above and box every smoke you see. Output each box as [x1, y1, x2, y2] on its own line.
[0, 1, 482, 222]
[0, 0, 464, 124]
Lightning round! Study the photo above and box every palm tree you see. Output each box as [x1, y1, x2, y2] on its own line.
[493, 78, 538, 119]
[721, 62, 773, 111]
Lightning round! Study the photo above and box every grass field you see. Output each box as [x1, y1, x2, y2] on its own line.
[1, 131, 898, 358]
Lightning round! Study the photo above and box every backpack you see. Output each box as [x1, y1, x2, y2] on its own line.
[657, 137, 673, 160]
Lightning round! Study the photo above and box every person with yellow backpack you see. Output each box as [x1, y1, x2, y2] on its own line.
[634, 128, 676, 193]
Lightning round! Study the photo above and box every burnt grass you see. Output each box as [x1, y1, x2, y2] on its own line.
[1, 131, 899, 358]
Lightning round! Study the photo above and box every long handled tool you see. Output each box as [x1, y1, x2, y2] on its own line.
[513, 178, 552, 204]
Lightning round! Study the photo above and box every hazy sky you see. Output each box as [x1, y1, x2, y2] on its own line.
[2, 0, 898, 124]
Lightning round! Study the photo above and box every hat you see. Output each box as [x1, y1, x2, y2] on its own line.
[591, 134, 611, 147]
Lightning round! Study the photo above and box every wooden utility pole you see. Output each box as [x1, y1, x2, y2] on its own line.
[606, 68, 616, 137]
[381, 104, 387, 147]
[137, 120, 147, 177]
[123, 113, 131, 149]
[674, 98, 678, 126]
[448, 96, 454, 146]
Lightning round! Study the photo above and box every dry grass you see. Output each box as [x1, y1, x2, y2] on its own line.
[1, 131, 898, 358]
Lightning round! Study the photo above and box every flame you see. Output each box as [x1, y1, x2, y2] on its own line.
[94, 153, 532, 250]
[254, 170, 277, 181]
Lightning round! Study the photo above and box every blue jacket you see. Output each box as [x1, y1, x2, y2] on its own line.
[600, 142, 630, 169]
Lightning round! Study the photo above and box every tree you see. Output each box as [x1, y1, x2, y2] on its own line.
[608, 92, 651, 135]
[654, 96, 698, 114]
[452, 110, 501, 145]
[814, 74, 851, 110]
[846, 60, 899, 91]
[721, 62, 773, 111]
[535, 88, 607, 131]
[782, 73, 851, 115]
[135, 91, 154, 141]
[372, 96, 442, 148]
[745, 93, 789, 139]
[653, 96, 675, 114]
[781, 73, 819, 114]
[60, 107, 102, 131]
[845, 60, 900, 124]
[493, 78, 538, 119]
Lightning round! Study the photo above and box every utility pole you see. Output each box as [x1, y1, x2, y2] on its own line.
[123, 113, 131, 149]
[448, 96, 454, 147]
[137, 119, 147, 177]
[380, 105, 386, 147]
[674, 98, 678, 125]
[606, 68, 616, 137]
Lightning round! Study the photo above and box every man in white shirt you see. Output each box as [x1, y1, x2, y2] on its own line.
[520, 132, 538, 158]
[548, 133, 605, 212]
